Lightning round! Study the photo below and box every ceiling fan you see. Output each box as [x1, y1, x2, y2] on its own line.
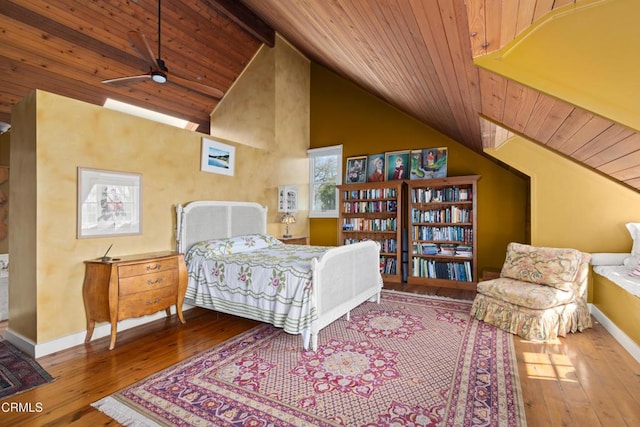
[102, 0, 224, 99]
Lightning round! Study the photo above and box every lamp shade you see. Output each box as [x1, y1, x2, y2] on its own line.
[280, 213, 296, 238]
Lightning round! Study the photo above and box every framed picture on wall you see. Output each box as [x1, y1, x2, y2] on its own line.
[420, 147, 448, 179]
[278, 185, 299, 212]
[201, 137, 235, 176]
[345, 155, 367, 183]
[385, 150, 410, 181]
[77, 168, 142, 238]
[367, 153, 386, 182]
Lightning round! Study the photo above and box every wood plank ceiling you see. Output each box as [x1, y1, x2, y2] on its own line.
[0, 0, 272, 132]
[0, 0, 638, 191]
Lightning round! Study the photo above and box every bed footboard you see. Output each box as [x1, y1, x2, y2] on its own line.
[306, 240, 382, 350]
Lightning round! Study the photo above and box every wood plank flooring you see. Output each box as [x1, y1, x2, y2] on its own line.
[1, 286, 639, 426]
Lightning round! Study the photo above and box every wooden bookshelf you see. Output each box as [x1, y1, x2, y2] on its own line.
[338, 180, 404, 283]
[406, 175, 479, 290]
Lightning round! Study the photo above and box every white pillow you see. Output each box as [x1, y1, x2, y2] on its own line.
[626, 222, 640, 257]
[623, 255, 639, 270]
[630, 258, 640, 278]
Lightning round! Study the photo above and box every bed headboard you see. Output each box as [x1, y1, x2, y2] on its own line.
[176, 201, 268, 254]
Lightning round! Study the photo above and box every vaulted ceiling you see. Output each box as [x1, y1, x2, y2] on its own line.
[1, 0, 638, 191]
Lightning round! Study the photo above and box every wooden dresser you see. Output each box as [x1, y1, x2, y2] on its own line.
[82, 251, 187, 350]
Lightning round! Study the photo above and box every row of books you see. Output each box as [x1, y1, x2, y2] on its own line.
[344, 238, 398, 254]
[342, 218, 397, 232]
[344, 188, 398, 200]
[411, 186, 471, 203]
[411, 258, 473, 282]
[411, 226, 473, 243]
[411, 206, 471, 224]
[343, 200, 398, 213]
[412, 243, 473, 257]
[380, 256, 397, 275]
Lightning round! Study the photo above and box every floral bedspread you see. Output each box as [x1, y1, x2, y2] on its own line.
[185, 236, 331, 335]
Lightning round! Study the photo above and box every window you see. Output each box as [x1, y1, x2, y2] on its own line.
[308, 145, 342, 218]
[103, 98, 198, 130]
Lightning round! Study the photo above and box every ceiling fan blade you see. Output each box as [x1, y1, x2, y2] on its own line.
[127, 31, 160, 70]
[169, 74, 225, 99]
[102, 74, 152, 87]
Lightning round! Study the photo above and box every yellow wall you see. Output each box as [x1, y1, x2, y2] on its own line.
[9, 38, 310, 345]
[486, 135, 640, 344]
[309, 64, 529, 273]
[475, 0, 640, 132]
[486, 136, 640, 252]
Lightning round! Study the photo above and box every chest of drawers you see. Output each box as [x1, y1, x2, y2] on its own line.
[82, 251, 187, 350]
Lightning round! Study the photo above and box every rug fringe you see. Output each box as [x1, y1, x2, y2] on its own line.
[92, 396, 162, 427]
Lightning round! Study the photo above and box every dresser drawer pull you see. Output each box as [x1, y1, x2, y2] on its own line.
[146, 264, 162, 271]
[146, 278, 163, 285]
[146, 298, 162, 306]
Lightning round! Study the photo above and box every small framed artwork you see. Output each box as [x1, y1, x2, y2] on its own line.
[345, 155, 367, 183]
[418, 147, 448, 179]
[278, 185, 299, 212]
[367, 154, 386, 182]
[77, 168, 142, 238]
[201, 137, 235, 176]
[385, 150, 410, 181]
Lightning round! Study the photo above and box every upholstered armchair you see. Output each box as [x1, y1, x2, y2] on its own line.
[470, 242, 592, 341]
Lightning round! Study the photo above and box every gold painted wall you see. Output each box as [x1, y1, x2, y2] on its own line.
[212, 36, 310, 237]
[9, 38, 310, 345]
[486, 136, 640, 252]
[486, 135, 640, 343]
[309, 64, 529, 273]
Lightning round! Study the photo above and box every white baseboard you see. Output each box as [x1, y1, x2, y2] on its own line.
[6, 305, 194, 359]
[589, 303, 640, 364]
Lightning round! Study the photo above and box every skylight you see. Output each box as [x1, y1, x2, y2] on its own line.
[103, 98, 197, 130]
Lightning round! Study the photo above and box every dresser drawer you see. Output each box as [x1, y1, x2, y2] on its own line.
[118, 286, 177, 318]
[119, 269, 178, 296]
[118, 258, 178, 278]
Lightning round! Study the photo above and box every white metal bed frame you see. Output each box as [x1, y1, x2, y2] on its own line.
[176, 200, 382, 350]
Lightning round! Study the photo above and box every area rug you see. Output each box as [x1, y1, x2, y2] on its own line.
[93, 291, 526, 426]
[0, 339, 54, 399]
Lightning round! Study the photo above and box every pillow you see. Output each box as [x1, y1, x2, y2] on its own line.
[625, 223, 640, 257]
[500, 242, 582, 291]
[630, 258, 640, 278]
[196, 234, 281, 256]
[198, 238, 233, 256]
[623, 255, 639, 270]
[225, 234, 282, 254]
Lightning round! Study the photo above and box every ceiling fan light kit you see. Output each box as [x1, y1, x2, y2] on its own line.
[151, 71, 167, 84]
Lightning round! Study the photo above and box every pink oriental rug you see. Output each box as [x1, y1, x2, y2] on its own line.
[93, 291, 526, 426]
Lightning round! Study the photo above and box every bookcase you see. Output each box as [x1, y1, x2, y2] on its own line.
[338, 181, 403, 283]
[406, 175, 479, 290]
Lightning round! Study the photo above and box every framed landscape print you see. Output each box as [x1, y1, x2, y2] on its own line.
[345, 155, 367, 183]
[201, 138, 235, 176]
[77, 168, 142, 238]
[385, 150, 410, 181]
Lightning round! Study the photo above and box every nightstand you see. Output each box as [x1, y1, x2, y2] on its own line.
[280, 236, 309, 245]
[82, 251, 187, 350]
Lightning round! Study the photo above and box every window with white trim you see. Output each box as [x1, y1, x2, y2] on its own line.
[308, 145, 342, 218]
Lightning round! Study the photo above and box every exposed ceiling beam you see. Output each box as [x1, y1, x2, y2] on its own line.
[204, 0, 275, 47]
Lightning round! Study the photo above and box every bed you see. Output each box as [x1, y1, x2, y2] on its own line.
[176, 200, 383, 350]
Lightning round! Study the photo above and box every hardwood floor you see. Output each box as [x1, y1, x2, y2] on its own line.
[1, 287, 639, 426]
